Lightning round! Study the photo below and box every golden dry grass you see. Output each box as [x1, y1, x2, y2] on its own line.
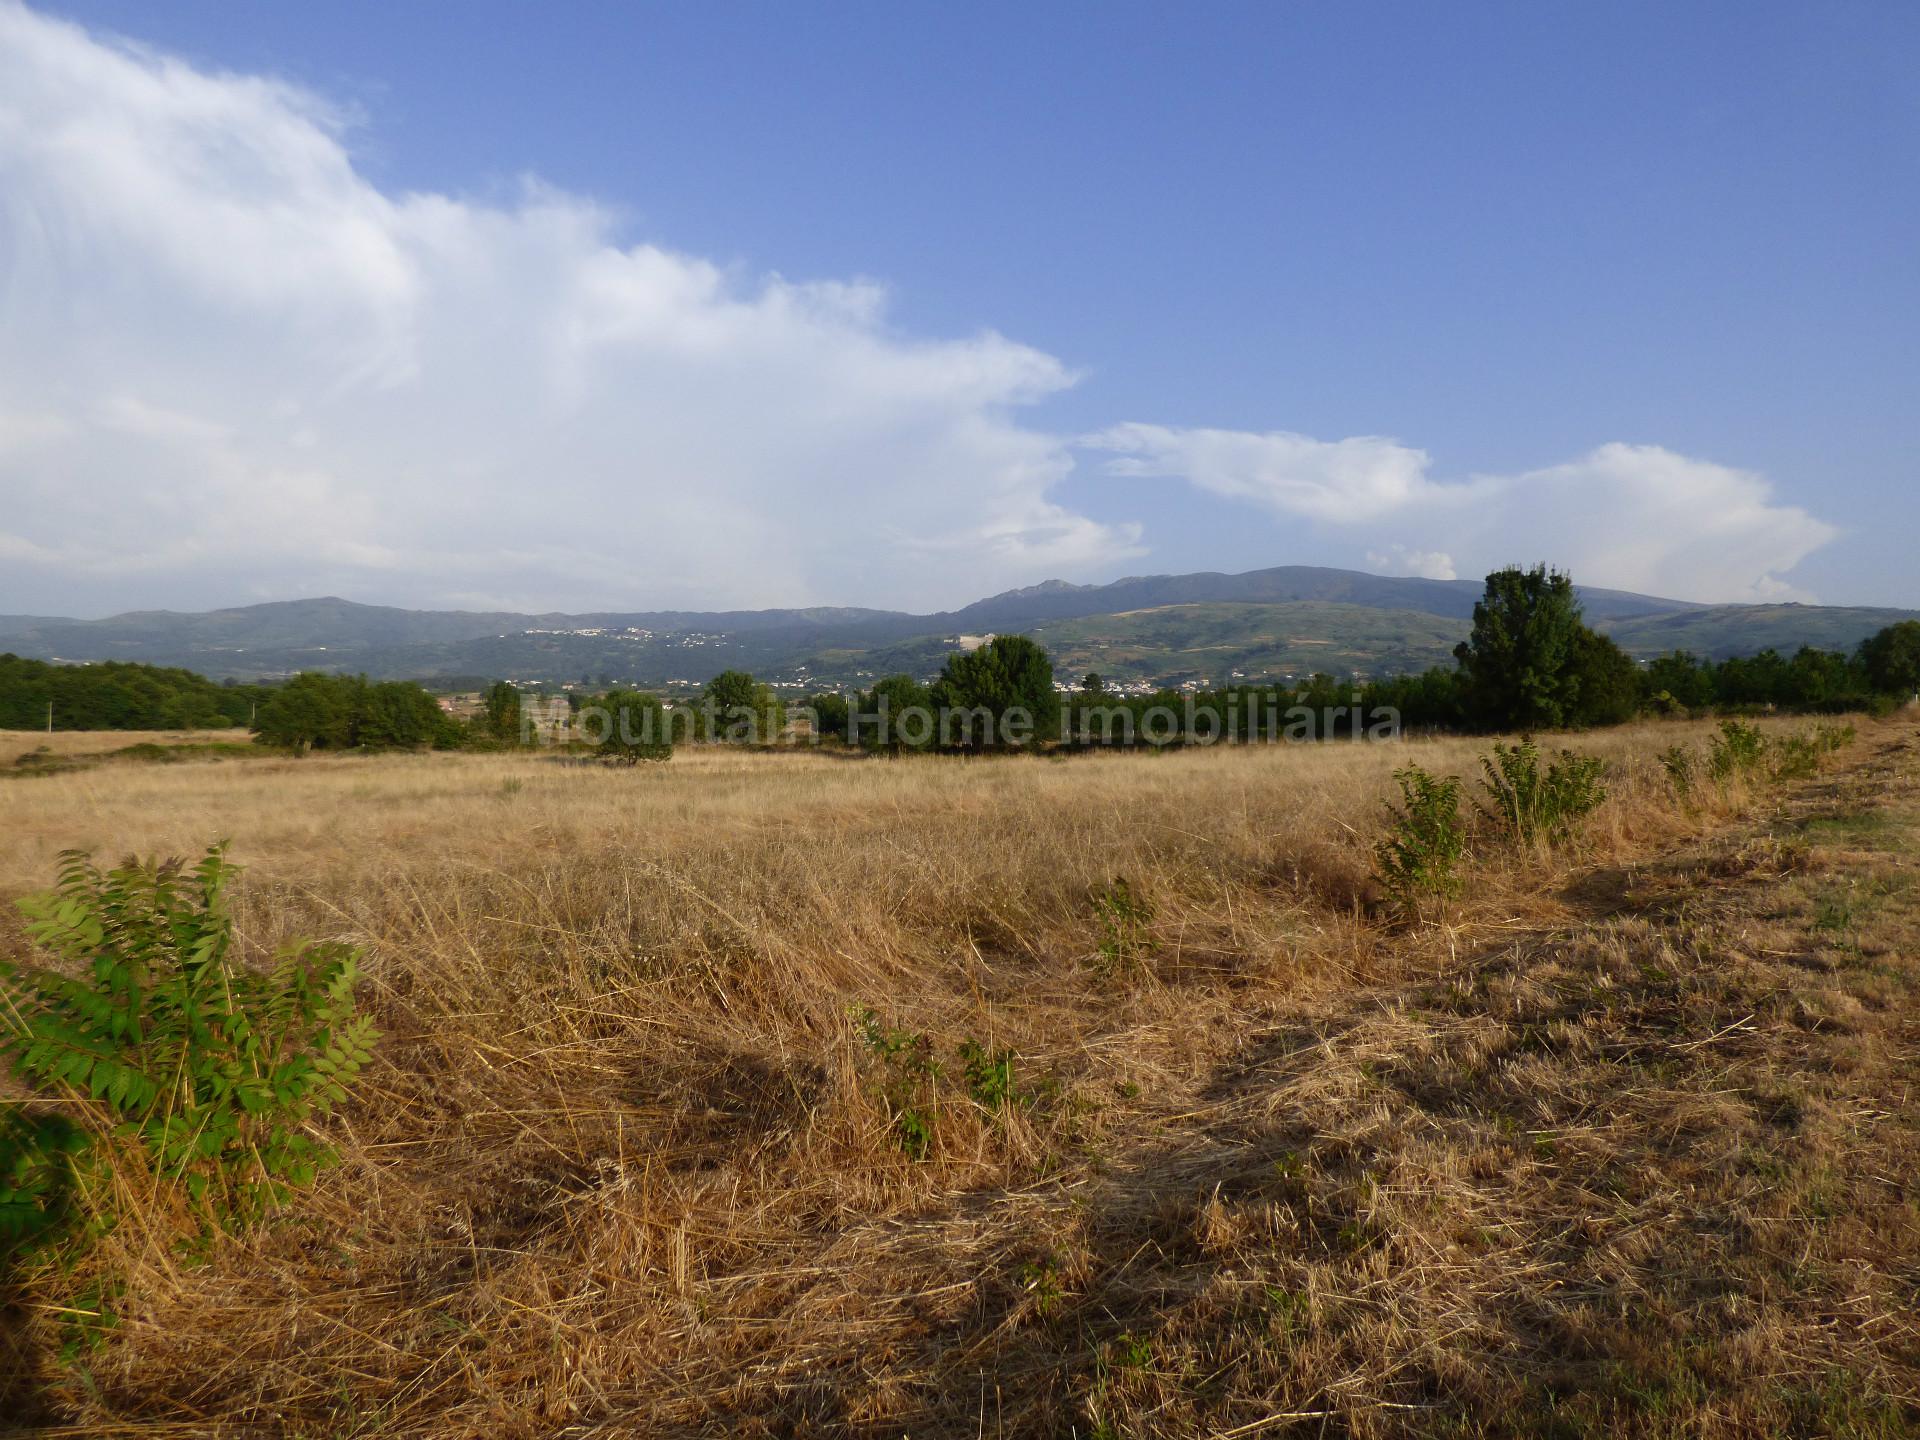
[1, 716, 1916, 1437]
[0, 728, 247, 767]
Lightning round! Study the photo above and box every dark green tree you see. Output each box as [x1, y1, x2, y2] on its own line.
[1453, 566, 1587, 730]
[1644, 651, 1714, 711]
[806, 691, 851, 741]
[1859, 621, 1920, 697]
[702, 670, 784, 742]
[483, 681, 523, 742]
[0, 655, 265, 731]
[253, 673, 350, 753]
[857, 674, 935, 752]
[359, 681, 453, 749]
[934, 634, 1057, 747]
[594, 690, 674, 764]
[1568, 628, 1642, 727]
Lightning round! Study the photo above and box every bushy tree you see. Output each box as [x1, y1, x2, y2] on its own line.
[701, 670, 785, 743]
[1860, 621, 1920, 697]
[482, 681, 523, 742]
[360, 681, 455, 749]
[1453, 566, 1588, 730]
[806, 691, 851, 741]
[253, 673, 455, 753]
[856, 674, 935, 752]
[592, 690, 674, 764]
[254, 673, 350, 753]
[1644, 651, 1715, 711]
[933, 635, 1057, 747]
[1787, 645, 1860, 708]
[1568, 628, 1641, 727]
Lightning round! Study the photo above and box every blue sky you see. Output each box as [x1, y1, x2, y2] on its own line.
[3, 0, 1915, 614]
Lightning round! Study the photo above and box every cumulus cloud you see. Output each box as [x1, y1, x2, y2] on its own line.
[0, 2, 1142, 614]
[1462, 444, 1839, 603]
[1086, 426, 1836, 603]
[0, 3, 1842, 618]
[1089, 423, 1436, 523]
[1366, 546, 1457, 582]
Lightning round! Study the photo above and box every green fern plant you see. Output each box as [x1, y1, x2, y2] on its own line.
[852, 1005, 940, 1159]
[0, 844, 377, 1251]
[1374, 765, 1467, 913]
[0, 1108, 86, 1256]
[959, 1039, 1029, 1113]
[1707, 719, 1767, 783]
[1477, 739, 1608, 845]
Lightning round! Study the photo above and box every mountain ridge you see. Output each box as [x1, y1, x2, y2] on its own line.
[1, 566, 1910, 688]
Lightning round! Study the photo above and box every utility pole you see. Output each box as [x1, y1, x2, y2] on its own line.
[47, 699, 53, 733]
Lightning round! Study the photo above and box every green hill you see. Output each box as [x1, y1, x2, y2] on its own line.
[1025, 601, 1471, 686]
[1600, 604, 1918, 660]
[2, 568, 1914, 689]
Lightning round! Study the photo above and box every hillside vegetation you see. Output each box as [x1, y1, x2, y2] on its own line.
[1602, 602, 1920, 660]
[4, 566, 1911, 687]
[1025, 601, 1471, 684]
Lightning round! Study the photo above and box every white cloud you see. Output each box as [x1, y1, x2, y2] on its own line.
[0, 3, 1844, 620]
[1087, 425, 1836, 603]
[1088, 423, 1435, 523]
[0, 3, 1141, 614]
[1366, 546, 1457, 582]
[1466, 443, 1838, 603]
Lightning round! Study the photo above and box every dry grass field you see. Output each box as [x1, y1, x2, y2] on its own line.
[0, 728, 248, 768]
[2, 717, 1917, 1437]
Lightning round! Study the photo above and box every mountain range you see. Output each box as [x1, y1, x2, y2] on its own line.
[3, 566, 1914, 691]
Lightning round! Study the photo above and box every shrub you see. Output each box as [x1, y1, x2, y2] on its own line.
[1477, 738, 1608, 845]
[593, 689, 675, 764]
[1374, 765, 1466, 910]
[958, 1039, 1028, 1113]
[1661, 745, 1696, 800]
[1089, 879, 1155, 977]
[1770, 733, 1822, 782]
[0, 845, 377, 1256]
[852, 1006, 940, 1159]
[1707, 720, 1767, 783]
[1771, 722, 1853, 782]
[0, 1110, 85, 1257]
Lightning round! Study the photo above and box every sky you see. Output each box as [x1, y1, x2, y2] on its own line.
[1, 0, 1914, 618]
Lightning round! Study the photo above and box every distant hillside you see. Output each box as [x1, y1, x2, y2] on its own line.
[2, 567, 1911, 688]
[1024, 602, 1472, 687]
[1600, 604, 1920, 661]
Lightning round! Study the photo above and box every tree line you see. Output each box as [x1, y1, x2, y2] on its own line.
[9, 568, 1917, 753]
[0, 654, 269, 731]
[806, 567, 1920, 749]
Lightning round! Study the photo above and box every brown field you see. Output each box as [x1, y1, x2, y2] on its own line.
[0, 728, 248, 767]
[2, 717, 1917, 1436]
